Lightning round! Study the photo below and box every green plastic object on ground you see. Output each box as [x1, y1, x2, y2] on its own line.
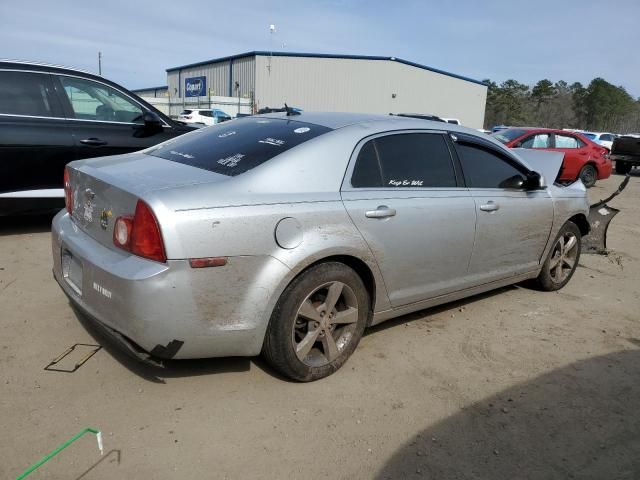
[15, 427, 103, 480]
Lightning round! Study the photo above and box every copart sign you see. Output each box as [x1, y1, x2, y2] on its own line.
[185, 76, 206, 97]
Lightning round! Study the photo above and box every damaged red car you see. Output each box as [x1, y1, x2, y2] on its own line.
[493, 128, 612, 188]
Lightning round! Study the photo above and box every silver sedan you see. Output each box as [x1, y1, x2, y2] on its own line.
[52, 112, 589, 381]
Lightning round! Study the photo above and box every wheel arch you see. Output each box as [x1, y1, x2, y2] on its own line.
[579, 161, 597, 175]
[568, 213, 590, 236]
[290, 255, 378, 323]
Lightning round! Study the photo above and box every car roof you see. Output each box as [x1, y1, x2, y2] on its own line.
[258, 111, 458, 130]
[0, 59, 99, 78]
[501, 127, 587, 135]
[254, 111, 520, 162]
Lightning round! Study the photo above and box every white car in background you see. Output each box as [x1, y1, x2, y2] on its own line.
[178, 108, 232, 126]
[582, 132, 617, 151]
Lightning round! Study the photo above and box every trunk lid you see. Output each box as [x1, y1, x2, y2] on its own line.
[67, 151, 228, 248]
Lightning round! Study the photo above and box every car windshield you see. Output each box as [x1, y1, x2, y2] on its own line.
[145, 117, 332, 176]
[492, 129, 529, 144]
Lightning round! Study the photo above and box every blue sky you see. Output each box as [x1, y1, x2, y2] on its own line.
[1, 0, 639, 96]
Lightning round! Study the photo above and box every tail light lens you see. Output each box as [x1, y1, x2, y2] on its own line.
[63, 167, 73, 214]
[113, 201, 166, 263]
[113, 216, 133, 249]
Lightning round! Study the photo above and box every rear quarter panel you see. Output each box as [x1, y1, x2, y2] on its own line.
[153, 194, 391, 314]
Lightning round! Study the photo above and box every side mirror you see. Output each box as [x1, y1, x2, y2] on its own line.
[143, 111, 163, 131]
[523, 171, 543, 190]
[133, 111, 164, 138]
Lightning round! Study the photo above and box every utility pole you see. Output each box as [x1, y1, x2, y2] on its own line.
[98, 51, 102, 76]
[268, 24, 276, 75]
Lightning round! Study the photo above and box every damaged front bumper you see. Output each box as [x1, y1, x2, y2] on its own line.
[583, 175, 631, 254]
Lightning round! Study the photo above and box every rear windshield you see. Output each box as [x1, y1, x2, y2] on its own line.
[492, 128, 528, 144]
[583, 133, 597, 140]
[145, 117, 332, 176]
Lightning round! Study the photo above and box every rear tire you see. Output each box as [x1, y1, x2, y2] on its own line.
[262, 262, 369, 382]
[615, 162, 632, 175]
[535, 221, 581, 291]
[579, 164, 597, 188]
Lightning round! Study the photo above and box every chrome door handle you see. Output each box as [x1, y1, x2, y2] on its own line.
[365, 206, 396, 218]
[80, 138, 108, 147]
[479, 201, 500, 212]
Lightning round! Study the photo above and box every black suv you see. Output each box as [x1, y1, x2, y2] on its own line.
[0, 61, 195, 215]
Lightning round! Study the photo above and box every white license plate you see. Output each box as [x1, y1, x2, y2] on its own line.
[62, 249, 83, 296]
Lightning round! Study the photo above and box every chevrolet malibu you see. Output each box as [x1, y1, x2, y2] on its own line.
[52, 113, 590, 381]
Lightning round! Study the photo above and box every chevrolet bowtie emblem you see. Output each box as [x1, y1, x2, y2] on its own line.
[100, 209, 112, 230]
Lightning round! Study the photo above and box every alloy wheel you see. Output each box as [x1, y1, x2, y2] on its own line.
[292, 281, 359, 367]
[580, 166, 596, 187]
[548, 232, 578, 283]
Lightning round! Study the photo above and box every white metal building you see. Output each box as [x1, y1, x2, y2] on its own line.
[131, 85, 168, 98]
[164, 51, 488, 128]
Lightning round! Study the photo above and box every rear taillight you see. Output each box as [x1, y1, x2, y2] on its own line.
[113, 201, 166, 263]
[63, 167, 73, 214]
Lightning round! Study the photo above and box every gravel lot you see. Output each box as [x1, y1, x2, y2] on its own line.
[2, 174, 639, 479]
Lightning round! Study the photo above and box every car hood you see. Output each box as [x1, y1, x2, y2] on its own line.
[512, 149, 564, 186]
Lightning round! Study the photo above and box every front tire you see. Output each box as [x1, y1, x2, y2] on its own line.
[535, 221, 581, 291]
[579, 164, 597, 188]
[615, 162, 632, 175]
[263, 262, 370, 381]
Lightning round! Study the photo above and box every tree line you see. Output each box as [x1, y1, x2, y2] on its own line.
[483, 77, 640, 133]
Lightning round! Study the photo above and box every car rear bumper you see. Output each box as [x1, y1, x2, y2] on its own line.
[597, 158, 613, 179]
[52, 211, 290, 359]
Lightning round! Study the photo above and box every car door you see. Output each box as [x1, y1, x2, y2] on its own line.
[453, 134, 553, 284]
[0, 69, 74, 195]
[550, 133, 587, 180]
[341, 131, 477, 307]
[196, 110, 213, 125]
[53, 74, 177, 160]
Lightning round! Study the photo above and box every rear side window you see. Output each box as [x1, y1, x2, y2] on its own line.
[555, 134, 583, 149]
[456, 142, 525, 188]
[0, 71, 55, 117]
[351, 133, 456, 188]
[146, 117, 332, 176]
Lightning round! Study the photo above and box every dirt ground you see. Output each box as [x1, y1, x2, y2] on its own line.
[1, 174, 639, 479]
